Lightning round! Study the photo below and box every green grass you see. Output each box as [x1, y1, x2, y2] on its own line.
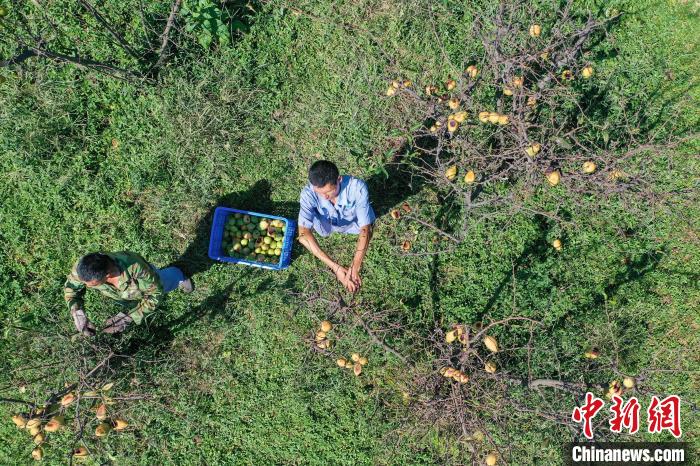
[0, 0, 699, 464]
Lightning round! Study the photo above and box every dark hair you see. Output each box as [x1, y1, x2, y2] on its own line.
[77, 253, 115, 282]
[308, 160, 339, 187]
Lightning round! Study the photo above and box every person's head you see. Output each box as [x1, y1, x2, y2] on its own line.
[308, 160, 340, 201]
[76, 253, 119, 286]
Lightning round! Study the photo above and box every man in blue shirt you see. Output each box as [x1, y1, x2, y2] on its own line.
[298, 160, 376, 292]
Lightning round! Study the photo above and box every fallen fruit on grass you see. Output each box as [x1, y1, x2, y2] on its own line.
[390, 209, 401, 220]
[552, 239, 563, 251]
[540, 52, 549, 60]
[113, 418, 129, 430]
[446, 79, 456, 90]
[458, 332, 468, 345]
[391, 80, 400, 89]
[445, 330, 457, 343]
[529, 24, 542, 37]
[337, 358, 347, 368]
[33, 432, 45, 444]
[582, 66, 594, 79]
[96, 404, 107, 420]
[425, 85, 437, 95]
[488, 112, 500, 124]
[466, 65, 478, 78]
[403, 80, 412, 87]
[497, 114, 509, 125]
[316, 339, 331, 350]
[315, 331, 327, 341]
[547, 170, 561, 186]
[464, 170, 476, 184]
[503, 86, 513, 96]
[447, 119, 459, 133]
[561, 69, 573, 81]
[484, 335, 499, 353]
[401, 202, 411, 213]
[609, 169, 624, 181]
[525, 143, 541, 157]
[485, 361, 497, 374]
[478, 111, 490, 123]
[486, 452, 498, 465]
[28, 425, 41, 436]
[473, 430, 485, 442]
[401, 241, 411, 252]
[73, 447, 89, 458]
[443, 367, 457, 378]
[527, 96, 537, 107]
[353, 363, 362, 376]
[26, 418, 42, 429]
[12, 414, 27, 428]
[95, 422, 111, 437]
[458, 373, 469, 384]
[448, 97, 460, 110]
[31, 447, 43, 461]
[584, 348, 600, 359]
[386, 86, 396, 96]
[607, 380, 623, 399]
[445, 165, 458, 181]
[320, 320, 332, 332]
[583, 161, 597, 173]
[351, 353, 360, 362]
[344, 360, 354, 369]
[61, 392, 76, 406]
[623, 377, 636, 389]
[359, 357, 368, 366]
[512, 76, 524, 88]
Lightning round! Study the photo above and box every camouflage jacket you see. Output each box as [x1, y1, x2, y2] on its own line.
[64, 251, 163, 325]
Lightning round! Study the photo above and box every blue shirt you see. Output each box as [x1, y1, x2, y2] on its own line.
[298, 175, 376, 236]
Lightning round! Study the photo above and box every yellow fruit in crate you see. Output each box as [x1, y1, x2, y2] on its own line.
[484, 335, 499, 353]
[337, 358, 347, 367]
[464, 170, 476, 184]
[445, 330, 457, 343]
[320, 320, 332, 332]
[478, 111, 490, 123]
[485, 361, 497, 373]
[466, 65, 479, 78]
[583, 161, 596, 173]
[529, 24, 542, 37]
[445, 166, 458, 181]
[547, 170, 561, 186]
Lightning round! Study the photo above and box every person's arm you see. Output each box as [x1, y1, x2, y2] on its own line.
[64, 270, 95, 336]
[127, 264, 163, 325]
[346, 180, 376, 290]
[297, 227, 349, 284]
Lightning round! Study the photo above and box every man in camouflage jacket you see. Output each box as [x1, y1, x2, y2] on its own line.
[64, 251, 192, 335]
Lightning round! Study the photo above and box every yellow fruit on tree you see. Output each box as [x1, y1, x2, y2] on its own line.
[582, 66, 594, 79]
[484, 335, 499, 353]
[113, 418, 129, 431]
[478, 111, 490, 123]
[31, 447, 43, 461]
[95, 422, 112, 437]
[29, 425, 41, 436]
[464, 170, 476, 184]
[485, 361, 497, 374]
[466, 65, 478, 78]
[547, 170, 561, 186]
[44, 415, 64, 432]
[583, 161, 596, 173]
[336, 358, 347, 367]
[552, 239, 562, 251]
[320, 320, 332, 332]
[445, 165, 458, 181]
[529, 24, 542, 37]
[12, 414, 27, 428]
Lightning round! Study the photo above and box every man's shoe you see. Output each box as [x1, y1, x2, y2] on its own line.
[179, 278, 194, 293]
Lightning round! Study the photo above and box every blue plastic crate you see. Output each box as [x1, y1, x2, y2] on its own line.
[208, 206, 296, 270]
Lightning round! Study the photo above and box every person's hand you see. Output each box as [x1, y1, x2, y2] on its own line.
[334, 265, 348, 285]
[103, 312, 133, 334]
[347, 265, 362, 291]
[71, 307, 95, 337]
[335, 265, 359, 293]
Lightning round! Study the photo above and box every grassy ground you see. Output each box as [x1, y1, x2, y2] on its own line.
[1, 0, 699, 464]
